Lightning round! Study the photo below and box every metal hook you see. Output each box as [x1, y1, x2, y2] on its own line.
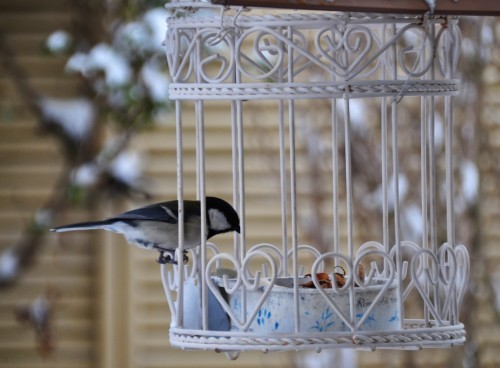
[425, 0, 436, 16]
[232, 6, 245, 28]
[206, 6, 232, 47]
[219, 5, 226, 29]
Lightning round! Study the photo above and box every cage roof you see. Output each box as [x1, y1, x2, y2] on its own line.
[211, 0, 500, 16]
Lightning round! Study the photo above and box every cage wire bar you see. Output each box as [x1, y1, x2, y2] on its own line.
[160, 0, 470, 355]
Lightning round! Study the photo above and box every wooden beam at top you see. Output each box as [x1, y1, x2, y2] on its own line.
[211, 0, 500, 16]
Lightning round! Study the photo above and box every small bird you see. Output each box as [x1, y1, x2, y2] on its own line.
[50, 197, 240, 264]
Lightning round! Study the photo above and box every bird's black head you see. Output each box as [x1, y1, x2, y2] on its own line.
[205, 197, 240, 238]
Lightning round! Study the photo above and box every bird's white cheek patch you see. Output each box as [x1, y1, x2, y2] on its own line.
[208, 208, 231, 231]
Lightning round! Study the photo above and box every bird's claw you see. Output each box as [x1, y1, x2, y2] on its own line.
[157, 251, 176, 265]
[156, 250, 189, 265]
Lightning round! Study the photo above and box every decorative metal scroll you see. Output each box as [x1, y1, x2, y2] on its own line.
[165, 4, 461, 100]
[162, 241, 469, 350]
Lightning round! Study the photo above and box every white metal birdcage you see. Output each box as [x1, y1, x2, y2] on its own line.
[161, 0, 470, 357]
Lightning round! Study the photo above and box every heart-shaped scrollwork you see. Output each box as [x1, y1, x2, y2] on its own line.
[389, 240, 423, 302]
[287, 244, 324, 277]
[437, 243, 458, 320]
[435, 24, 461, 78]
[161, 263, 177, 323]
[205, 250, 277, 331]
[411, 248, 443, 324]
[160, 248, 199, 326]
[311, 252, 354, 330]
[454, 244, 470, 314]
[315, 25, 373, 79]
[353, 248, 396, 329]
[248, 243, 283, 277]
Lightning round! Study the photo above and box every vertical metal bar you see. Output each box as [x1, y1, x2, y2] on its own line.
[327, 25, 339, 259]
[331, 97, 339, 256]
[193, 32, 208, 330]
[279, 99, 288, 276]
[231, 101, 239, 259]
[196, 100, 208, 330]
[445, 95, 456, 323]
[343, 94, 356, 329]
[286, 25, 300, 333]
[232, 25, 247, 323]
[330, 37, 339, 259]
[422, 96, 430, 326]
[195, 115, 201, 201]
[429, 99, 439, 312]
[236, 96, 246, 324]
[231, 16, 241, 262]
[175, 99, 185, 328]
[381, 98, 389, 278]
[340, 25, 356, 329]
[445, 22, 457, 322]
[391, 23, 404, 329]
[343, 97, 354, 262]
[277, 27, 288, 276]
[427, 105, 438, 242]
[420, 27, 430, 325]
[444, 39, 456, 245]
[230, 22, 247, 325]
[289, 98, 299, 332]
[392, 100, 404, 330]
[381, 24, 389, 277]
[428, 27, 438, 256]
[428, 23, 440, 317]
[420, 35, 429, 252]
[231, 18, 240, 260]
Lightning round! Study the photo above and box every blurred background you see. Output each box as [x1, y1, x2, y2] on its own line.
[0, 0, 499, 367]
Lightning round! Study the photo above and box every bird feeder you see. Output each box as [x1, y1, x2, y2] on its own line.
[161, 0, 470, 357]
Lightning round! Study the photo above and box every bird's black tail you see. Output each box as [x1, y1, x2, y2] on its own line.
[50, 219, 115, 233]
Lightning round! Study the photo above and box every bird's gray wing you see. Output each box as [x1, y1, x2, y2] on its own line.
[112, 200, 199, 224]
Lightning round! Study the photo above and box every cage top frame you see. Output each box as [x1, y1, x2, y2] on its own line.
[211, 0, 500, 16]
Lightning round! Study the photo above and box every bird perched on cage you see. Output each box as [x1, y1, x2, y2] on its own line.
[50, 197, 240, 264]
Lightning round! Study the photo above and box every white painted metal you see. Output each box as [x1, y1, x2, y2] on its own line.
[161, 0, 470, 355]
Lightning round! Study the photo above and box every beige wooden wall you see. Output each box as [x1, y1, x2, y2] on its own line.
[0, 0, 98, 367]
[1, 1, 500, 368]
[476, 22, 500, 367]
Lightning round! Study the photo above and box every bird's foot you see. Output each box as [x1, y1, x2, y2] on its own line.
[157, 251, 176, 265]
[156, 250, 189, 265]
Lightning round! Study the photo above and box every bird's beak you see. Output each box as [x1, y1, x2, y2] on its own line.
[235, 225, 240, 234]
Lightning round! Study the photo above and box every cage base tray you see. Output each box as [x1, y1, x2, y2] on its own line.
[169, 320, 465, 352]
